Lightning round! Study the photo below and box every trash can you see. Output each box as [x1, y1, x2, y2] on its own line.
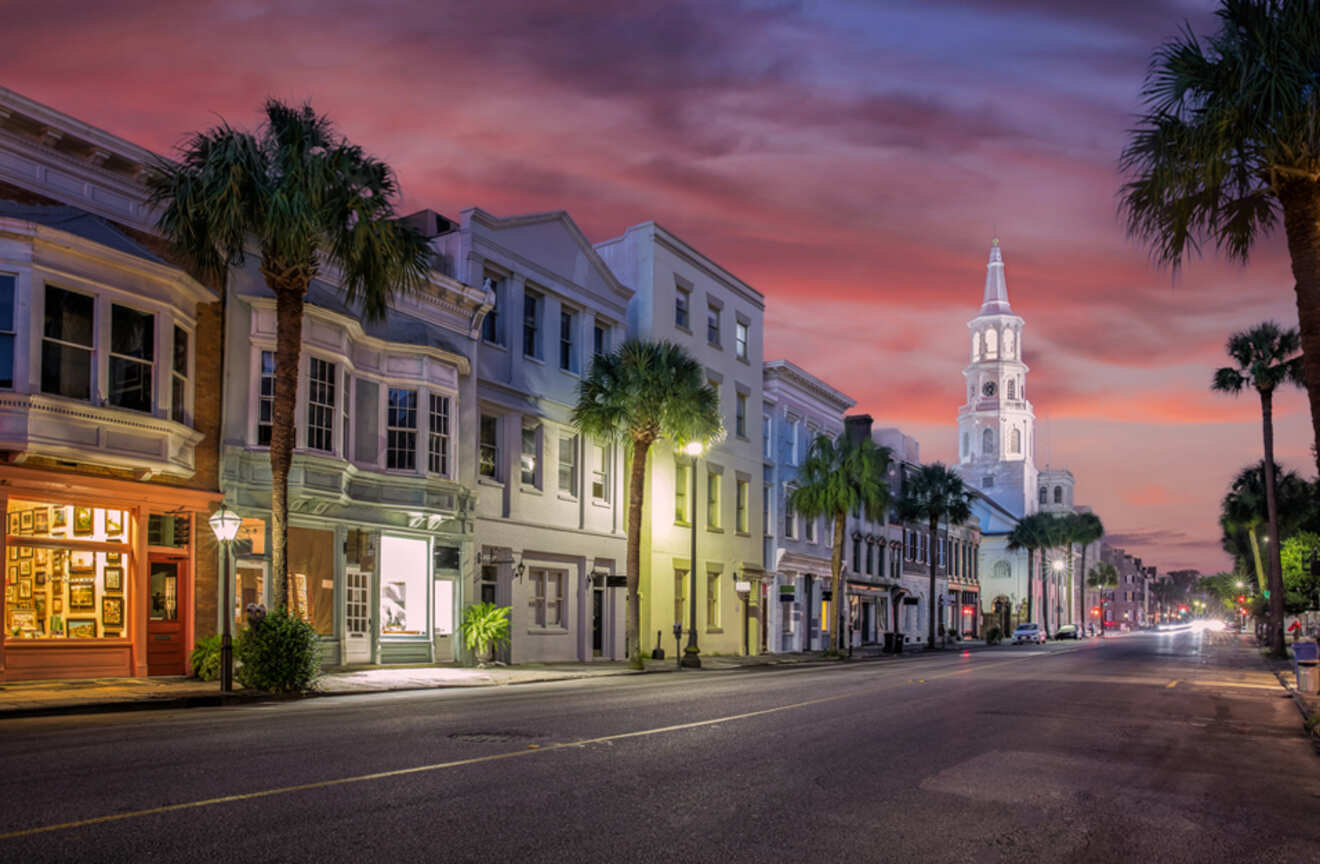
[1300, 664, 1320, 694]
[893, 635, 903, 655]
[883, 632, 896, 653]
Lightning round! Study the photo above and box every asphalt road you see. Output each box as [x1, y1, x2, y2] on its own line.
[0, 631, 1316, 863]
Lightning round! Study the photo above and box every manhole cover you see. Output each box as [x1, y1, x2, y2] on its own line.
[448, 731, 542, 743]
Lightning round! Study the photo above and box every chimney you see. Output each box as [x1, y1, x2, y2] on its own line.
[845, 414, 873, 446]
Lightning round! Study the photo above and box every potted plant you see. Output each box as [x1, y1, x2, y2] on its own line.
[460, 602, 511, 666]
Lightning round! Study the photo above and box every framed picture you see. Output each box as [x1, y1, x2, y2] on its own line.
[105, 510, 123, 538]
[69, 550, 94, 572]
[101, 596, 123, 628]
[34, 548, 47, 567]
[49, 614, 63, 636]
[18, 578, 31, 599]
[50, 577, 62, 594]
[51, 595, 62, 614]
[32, 508, 48, 535]
[103, 567, 122, 592]
[6, 565, 15, 583]
[6, 546, 14, 561]
[18, 544, 31, 559]
[105, 552, 121, 565]
[4, 585, 12, 603]
[19, 560, 30, 576]
[9, 609, 36, 633]
[69, 581, 95, 610]
[66, 618, 96, 639]
[53, 549, 65, 569]
[19, 510, 32, 534]
[73, 507, 93, 536]
[7, 513, 18, 534]
[34, 570, 46, 587]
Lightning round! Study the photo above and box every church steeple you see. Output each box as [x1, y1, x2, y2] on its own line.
[980, 238, 1012, 316]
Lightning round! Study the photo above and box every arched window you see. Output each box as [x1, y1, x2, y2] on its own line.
[1039, 487, 1047, 505]
[984, 328, 998, 359]
[1011, 427, 1021, 454]
[971, 332, 981, 362]
[1019, 378, 1024, 399]
[982, 427, 994, 456]
[961, 432, 969, 460]
[993, 561, 1011, 581]
[1003, 329, 1015, 359]
[1006, 379, 1016, 400]
[1053, 486, 1063, 504]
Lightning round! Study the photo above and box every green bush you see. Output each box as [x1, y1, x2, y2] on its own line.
[189, 634, 222, 681]
[985, 627, 1002, 645]
[235, 608, 320, 693]
[460, 602, 511, 660]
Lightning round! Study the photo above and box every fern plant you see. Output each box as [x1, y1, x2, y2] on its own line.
[460, 602, 511, 662]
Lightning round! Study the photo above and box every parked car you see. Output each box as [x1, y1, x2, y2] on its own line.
[1012, 623, 1047, 644]
[1055, 624, 1079, 640]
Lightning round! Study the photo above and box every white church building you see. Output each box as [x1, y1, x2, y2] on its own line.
[954, 240, 1084, 636]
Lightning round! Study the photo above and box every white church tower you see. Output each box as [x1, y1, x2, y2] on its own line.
[955, 239, 1038, 520]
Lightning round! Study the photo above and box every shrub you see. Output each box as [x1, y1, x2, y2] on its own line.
[985, 627, 1002, 645]
[189, 634, 223, 681]
[235, 608, 320, 693]
[460, 602, 511, 660]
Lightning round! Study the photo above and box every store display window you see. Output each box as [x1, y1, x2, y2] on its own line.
[288, 526, 335, 636]
[380, 535, 428, 636]
[4, 498, 132, 640]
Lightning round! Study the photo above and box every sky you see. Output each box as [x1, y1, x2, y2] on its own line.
[5, 0, 1312, 574]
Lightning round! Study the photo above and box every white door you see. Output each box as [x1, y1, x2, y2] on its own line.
[344, 566, 372, 664]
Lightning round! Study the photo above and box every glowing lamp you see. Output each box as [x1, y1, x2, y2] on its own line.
[682, 440, 704, 456]
[209, 505, 241, 542]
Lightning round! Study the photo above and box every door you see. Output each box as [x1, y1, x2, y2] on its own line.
[147, 556, 187, 676]
[592, 588, 604, 657]
[344, 566, 371, 665]
[234, 563, 265, 633]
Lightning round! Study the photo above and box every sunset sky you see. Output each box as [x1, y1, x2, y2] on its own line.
[8, 0, 1312, 574]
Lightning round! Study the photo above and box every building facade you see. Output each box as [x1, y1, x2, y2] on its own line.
[596, 222, 766, 658]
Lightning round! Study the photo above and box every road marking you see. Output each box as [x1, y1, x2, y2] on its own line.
[1166, 680, 1179, 689]
[0, 653, 1039, 841]
[1187, 680, 1280, 691]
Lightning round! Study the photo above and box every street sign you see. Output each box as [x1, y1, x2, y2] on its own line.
[605, 575, 627, 588]
[735, 580, 752, 593]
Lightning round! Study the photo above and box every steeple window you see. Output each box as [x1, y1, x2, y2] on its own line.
[984, 328, 998, 359]
[971, 332, 981, 362]
[1007, 379, 1015, 400]
[981, 428, 994, 457]
[1011, 427, 1021, 454]
[1003, 329, 1015, 359]
[1039, 487, 1047, 505]
[1053, 486, 1063, 504]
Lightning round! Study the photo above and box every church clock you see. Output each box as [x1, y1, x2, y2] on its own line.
[982, 381, 997, 397]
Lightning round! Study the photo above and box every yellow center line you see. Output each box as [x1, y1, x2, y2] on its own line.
[1187, 680, 1280, 691]
[1166, 680, 1179, 689]
[0, 652, 1038, 841]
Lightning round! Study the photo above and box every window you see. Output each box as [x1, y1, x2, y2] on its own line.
[479, 414, 499, 479]
[481, 275, 502, 344]
[706, 302, 721, 345]
[763, 482, 772, 536]
[523, 289, 541, 357]
[675, 285, 690, 329]
[762, 414, 772, 459]
[787, 417, 800, 465]
[530, 568, 565, 628]
[386, 389, 418, 470]
[674, 570, 688, 627]
[380, 535, 428, 635]
[559, 309, 575, 372]
[919, 531, 928, 563]
[706, 469, 721, 530]
[735, 391, 747, 438]
[108, 304, 154, 412]
[593, 321, 609, 360]
[784, 487, 797, 539]
[559, 434, 578, 496]
[521, 425, 540, 487]
[866, 542, 874, 575]
[591, 440, 610, 501]
[257, 351, 275, 446]
[428, 394, 451, 475]
[1054, 486, 1063, 504]
[706, 571, 721, 630]
[736, 478, 749, 533]
[805, 514, 816, 544]
[735, 320, 748, 361]
[981, 428, 993, 456]
[171, 326, 188, 423]
[675, 460, 690, 523]
[852, 537, 861, 572]
[1007, 379, 1016, 400]
[43, 286, 95, 401]
[1010, 427, 1021, 454]
[0, 274, 13, 388]
[306, 358, 336, 452]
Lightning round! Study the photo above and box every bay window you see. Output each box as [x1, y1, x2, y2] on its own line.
[428, 394, 451, 476]
[386, 388, 417, 471]
[257, 351, 275, 446]
[171, 326, 188, 423]
[0, 274, 14, 389]
[42, 285, 94, 401]
[307, 357, 336, 452]
[108, 304, 154, 412]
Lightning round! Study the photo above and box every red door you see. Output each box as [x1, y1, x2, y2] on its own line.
[147, 556, 188, 676]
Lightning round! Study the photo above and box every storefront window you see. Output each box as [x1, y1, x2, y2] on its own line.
[288, 526, 335, 636]
[380, 535, 428, 635]
[4, 498, 131, 640]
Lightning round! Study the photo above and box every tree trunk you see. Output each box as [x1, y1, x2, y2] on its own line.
[1078, 543, 1089, 634]
[269, 280, 307, 612]
[1260, 389, 1287, 657]
[831, 512, 846, 654]
[1065, 541, 1074, 631]
[1041, 549, 1050, 637]
[1025, 548, 1034, 625]
[1248, 525, 1267, 594]
[1279, 181, 1320, 482]
[626, 437, 651, 670]
[927, 517, 938, 649]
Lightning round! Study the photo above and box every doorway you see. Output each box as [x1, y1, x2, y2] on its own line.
[147, 555, 187, 676]
[592, 588, 604, 657]
[344, 566, 372, 665]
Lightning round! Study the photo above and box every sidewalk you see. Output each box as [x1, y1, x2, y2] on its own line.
[0, 641, 1010, 719]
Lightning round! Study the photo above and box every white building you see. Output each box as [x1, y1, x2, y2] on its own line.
[596, 222, 766, 658]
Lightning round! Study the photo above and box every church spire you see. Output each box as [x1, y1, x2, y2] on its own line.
[980, 237, 1013, 315]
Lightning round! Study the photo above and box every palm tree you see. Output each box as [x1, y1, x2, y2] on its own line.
[1213, 321, 1304, 656]
[1087, 562, 1119, 637]
[899, 464, 974, 649]
[1120, 1, 1320, 480]
[1220, 461, 1311, 593]
[147, 100, 431, 609]
[789, 434, 893, 654]
[574, 340, 721, 670]
[1065, 512, 1105, 634]
[1006, 513, 1052, 629]
[1037, 514, 1073, 636]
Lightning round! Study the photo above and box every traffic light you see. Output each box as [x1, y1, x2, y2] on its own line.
[1237, 595, 1246, 604]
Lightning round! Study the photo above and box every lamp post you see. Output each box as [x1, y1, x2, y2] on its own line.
[208, 505, 242, 693]
[681, 440, 704, 669]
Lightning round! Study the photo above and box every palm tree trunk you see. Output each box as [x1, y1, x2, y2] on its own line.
[1065, 541, 1074, 630]
[270, 281, 307, 611]
[1041, 549, 1050, 636]
[626, 437, 650, 670]
[1260, 389, 1286, 657]
[1248, 525, 1267, 593]
[927, 517, 937, 649]
[1025, 548, 1034, 625]
[1279, 182, 1320, 482]
[1077, 544, 1088, 634]
[831, 512, 846, 654]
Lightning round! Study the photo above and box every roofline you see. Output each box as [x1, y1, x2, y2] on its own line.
[0, 85, 164, 169]
[763, 359, 855, 413]
[463, 207, 632, 302]
[597, 220, 766, 311]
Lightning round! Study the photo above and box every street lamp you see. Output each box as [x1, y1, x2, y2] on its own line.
[208, 505, 242, 693]
[681, 440, 704, 669]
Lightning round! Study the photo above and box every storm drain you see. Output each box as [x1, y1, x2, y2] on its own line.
[448, 731, 543, 744]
